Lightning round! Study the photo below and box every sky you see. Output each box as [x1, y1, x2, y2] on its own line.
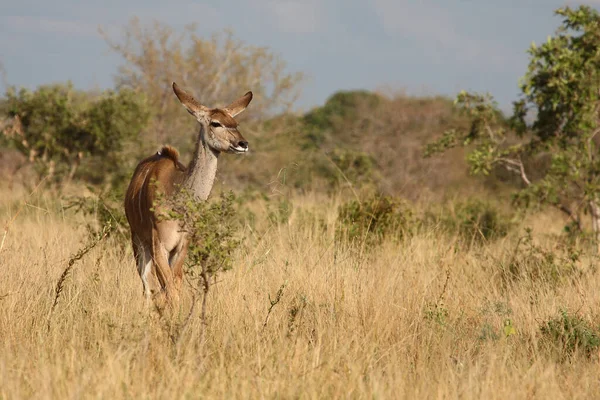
[1, 0, 599, 114]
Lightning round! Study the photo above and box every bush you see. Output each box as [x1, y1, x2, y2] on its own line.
[500, 228, 583, 288]
[336, 193, 415, 246]
[424, 199, 513, 245]
[65, 187, 130, 249]
[540, 310, 600, 360]
[267, 198, 293, 226]
[326, 148, 377, 189]
[155, 188, 242, 280]
[1, 83, 149, 186]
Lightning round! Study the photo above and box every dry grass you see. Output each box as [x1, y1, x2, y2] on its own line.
[1, 188, 600, 399]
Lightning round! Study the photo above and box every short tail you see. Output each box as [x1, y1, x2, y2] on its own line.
[157, 145, 180, 162]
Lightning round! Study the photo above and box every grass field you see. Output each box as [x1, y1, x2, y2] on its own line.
[1, 187, 600, 399]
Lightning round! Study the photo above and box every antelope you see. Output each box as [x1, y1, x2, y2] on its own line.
[124, 82, 253, 303]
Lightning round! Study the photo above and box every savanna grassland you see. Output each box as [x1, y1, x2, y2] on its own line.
[4, 6, 600, 399]
[1, 184, 600, 399]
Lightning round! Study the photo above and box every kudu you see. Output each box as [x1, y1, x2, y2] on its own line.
[124, 82, 253, 303]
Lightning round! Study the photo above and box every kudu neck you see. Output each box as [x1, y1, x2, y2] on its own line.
[183, 124, 219, 201]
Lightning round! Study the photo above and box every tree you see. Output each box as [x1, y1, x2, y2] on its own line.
[1, 82, 150, 185]
[425, 6, 600, 250]
[100, 19, 304, 151]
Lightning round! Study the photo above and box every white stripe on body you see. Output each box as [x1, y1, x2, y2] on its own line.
[138, 166, 150, 223]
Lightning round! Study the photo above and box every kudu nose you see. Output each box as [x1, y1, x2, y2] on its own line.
[238, 140, 248, 149]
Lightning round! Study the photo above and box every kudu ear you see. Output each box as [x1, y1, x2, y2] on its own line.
[223, 91, 253, 118]
[172, 82, 208, 117]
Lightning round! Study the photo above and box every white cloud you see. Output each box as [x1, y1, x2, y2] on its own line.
[372, 0, 516, 68]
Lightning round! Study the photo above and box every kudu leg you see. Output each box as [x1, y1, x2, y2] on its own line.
[151, 232, 178, 304]
[132, 236, 156, 301]
[168, 239, 188, 291]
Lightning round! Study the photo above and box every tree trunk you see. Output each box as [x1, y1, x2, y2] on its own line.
[589, 200, 600, 254]
[64, 155, 81, 187]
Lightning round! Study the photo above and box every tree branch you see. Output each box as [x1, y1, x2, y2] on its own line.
[497, 156, 531, 186]
[498, 155, 582, 230]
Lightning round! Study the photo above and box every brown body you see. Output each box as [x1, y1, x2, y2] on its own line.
[124, 82, 253, 303]
[124, 146, 188, 299]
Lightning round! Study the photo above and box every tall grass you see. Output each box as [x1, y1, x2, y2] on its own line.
[1, 189, 600, 399]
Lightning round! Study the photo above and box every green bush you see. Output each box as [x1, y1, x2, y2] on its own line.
[1, 82, 149, 185]
[500, 228, 583, 288]
[327, 148, 377, 189]
[424, 199, 512, 244]
[336, 193, 415, 246]
[303, 90, 382, 133]
[65, 187, 130, 248]
[154, 188, 242, 279]
[540, 310, 600, 360]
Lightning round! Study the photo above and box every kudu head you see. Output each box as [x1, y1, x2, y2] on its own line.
[172, 82, 253, 154]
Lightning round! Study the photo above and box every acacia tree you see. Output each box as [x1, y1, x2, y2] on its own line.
[425, 6, 600, 249]
[100, 18, 304, 150]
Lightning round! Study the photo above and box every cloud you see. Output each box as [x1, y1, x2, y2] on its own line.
[1, 15, 101, 37]
[259, 0, 322, 34]
[372, 0, 517, 68]
[0, 1, 222, 39]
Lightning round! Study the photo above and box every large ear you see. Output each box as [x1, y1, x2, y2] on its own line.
[223, 91, 253, 117]
[172, 82, 208, 117]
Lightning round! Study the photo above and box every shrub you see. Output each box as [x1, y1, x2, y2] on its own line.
[154, 188, 242, 281]
[1, 83, 149, 185]
[424, 199, 513, 245]
[267, 197, 293, 226]
[65, 187, 130, 248]
[501, 228, 583, 288]
[326, 148, 377, 189]
[336, 193, 415, 246]
[540, 310, 600, 360]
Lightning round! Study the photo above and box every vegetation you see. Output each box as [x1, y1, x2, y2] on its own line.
[3, 4, 600, 398]
[426, 6, 600, 251]
[1, 83, 149, 186]
[540, 310, 600, 360]
[336, 193, 415, 246]
[1, 191, 599, 398]
[100, 19, 304, 152]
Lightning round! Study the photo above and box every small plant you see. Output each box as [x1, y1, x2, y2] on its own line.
[540, 310, 600, 360]
[501, 228, 583, 287]
[455, 200, 511, 242]
[477, 300, 515, 342]
[267, 197, 293, 226]
[287, 294, 308, 337]
[47, 222, 113, 331]
[154, 187, 242, 331]
[65, 186, 129, 247]
[424, 270, 451, 327]
[263, 282, 287, 331]
[424, 302, 449, 326]
[336, 193, 414, 246]
[157, 188, 242, 278]
[424, 199, 513, 245]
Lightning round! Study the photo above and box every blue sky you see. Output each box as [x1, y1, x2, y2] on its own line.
[0, 0, 598, 113]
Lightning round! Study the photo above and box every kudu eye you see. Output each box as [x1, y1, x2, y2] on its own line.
[210, 121, 222, 128]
